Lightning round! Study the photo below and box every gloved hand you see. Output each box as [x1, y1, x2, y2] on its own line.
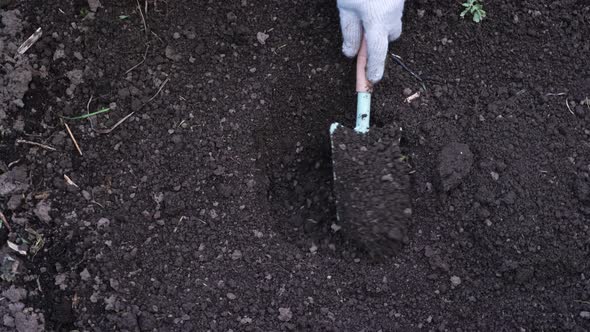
[337, 0, 406, 83]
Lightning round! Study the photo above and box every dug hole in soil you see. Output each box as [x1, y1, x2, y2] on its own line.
[0, 0, 589, 331]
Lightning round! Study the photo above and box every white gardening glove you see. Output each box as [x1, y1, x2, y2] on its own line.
[337, 0, 406, 83]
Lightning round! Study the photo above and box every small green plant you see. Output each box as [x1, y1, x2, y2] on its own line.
[80, 7, 90, 18]
[460, 0, 486, 23]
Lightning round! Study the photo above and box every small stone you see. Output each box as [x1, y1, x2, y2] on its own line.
[55, 273, 67, 290]
[381, 174, 394, 182]
[226, 12, 237, 21]
[80, 268, 91, 281]
[97, 218, 110, 227]
[450, 276, 461, 286]
[490, 171, 499, 181]
[173, 32, 181, 39]
[2, 286, 27, 303]
[309, 243, 318, 253]
[485, 219, 493, 227]
[3, 315, 15, 327]
[34, 201, 52, 222]
[88, 0, 102, 12]
[256, 32, 269, 45]
[580, 311, 590, 319]
[424, 246, 435, 258]
[165, 46, 182, 61]
[7, 195, 22, 210]
[53, 49, 65, 61]
[403, 88, 413, 96]
[82, 190, 92, 200]
[231, 250, 242, 260]
[278, 307, 292, 322]
[246, 179, 256, 189]
[184, 30, 197, 40]
[239, 317, 253, 324]
[73, 52, 83, 60]
[226, 293, 237, 300]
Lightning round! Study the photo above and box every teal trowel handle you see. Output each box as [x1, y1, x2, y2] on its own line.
[355, 92, 371, 133]
[354, 35, 372, 134]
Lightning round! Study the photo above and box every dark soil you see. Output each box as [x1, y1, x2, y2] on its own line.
[438, 142, 474, 192]
[0, 0, 589, 331]
[330, 124, 411, 255]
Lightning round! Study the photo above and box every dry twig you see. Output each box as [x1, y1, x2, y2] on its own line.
[565, 99, 574, 116]
[15, 139, 56, 151]
[91, 112, 135, 134]
[405, 91, 421, 104]
[0, 211, 11, 232]
[136, 0, 148, 34]
[63, 121, 83, 156]
[125, 44, 150, 75]
[147, 77, 170, 104]
[64, 174, 79, 188]
[17, 28, 42, 55]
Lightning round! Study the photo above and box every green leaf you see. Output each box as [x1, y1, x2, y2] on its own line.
[60, 107, 111, 120]
[473, 12, 481, 22]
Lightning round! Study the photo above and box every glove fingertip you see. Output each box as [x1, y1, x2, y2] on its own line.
[342, 43, 359, 58]
[367, 66, 384, 84]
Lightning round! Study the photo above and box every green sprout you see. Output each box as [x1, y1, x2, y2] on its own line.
[60, 107, 111, 120]
[460, 0, 486, 23]
[80, 7, 90, 18]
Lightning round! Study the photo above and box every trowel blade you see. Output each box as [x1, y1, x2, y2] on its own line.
[330, 123, 411, 255]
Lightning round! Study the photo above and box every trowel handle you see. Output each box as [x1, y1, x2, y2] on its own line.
[355, 35, 371, 93]
[354, 35, 371, 134]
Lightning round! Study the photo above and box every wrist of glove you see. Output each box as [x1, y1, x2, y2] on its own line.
[337, 0, 406, 83]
